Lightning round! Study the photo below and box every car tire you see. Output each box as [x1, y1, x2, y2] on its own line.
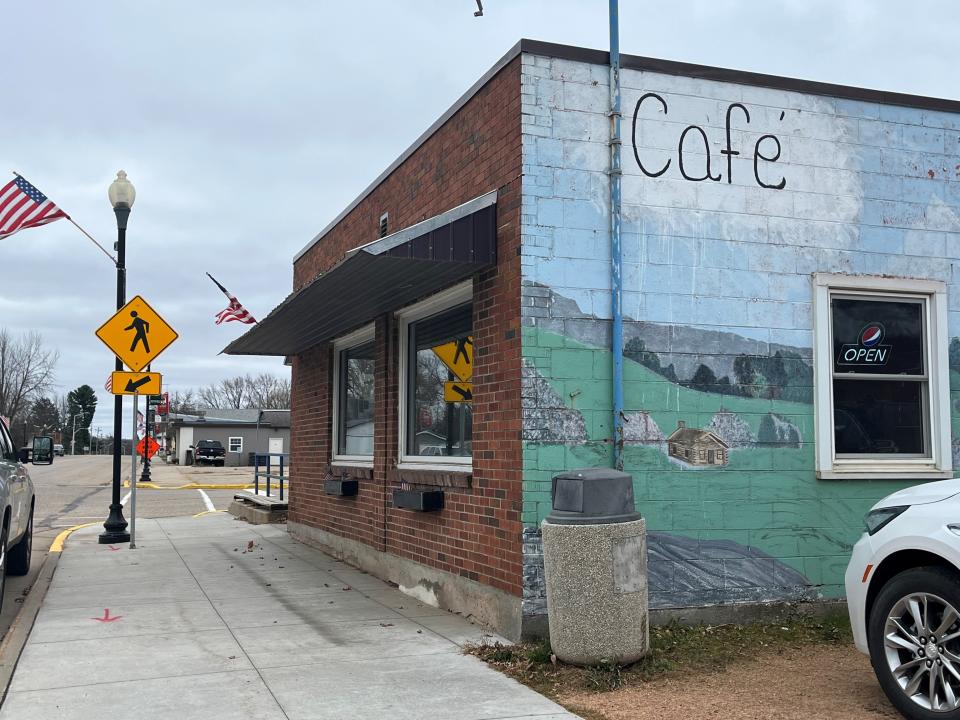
[0, 518, 9, 614]
[215, 460, 224, 467]
[869, 566, 960, 719]
[7, 506, 33, 576]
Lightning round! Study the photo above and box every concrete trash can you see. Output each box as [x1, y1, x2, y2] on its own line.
[541, 468, 649, 666]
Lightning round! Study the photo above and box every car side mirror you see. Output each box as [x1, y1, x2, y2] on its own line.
[32, 436, 53, 465]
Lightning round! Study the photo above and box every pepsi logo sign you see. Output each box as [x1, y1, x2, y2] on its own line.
[837, 323, 891, 367]
[861, 326, 883, 347]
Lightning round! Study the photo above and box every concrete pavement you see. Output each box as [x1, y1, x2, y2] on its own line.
[0, 514, 578, 720]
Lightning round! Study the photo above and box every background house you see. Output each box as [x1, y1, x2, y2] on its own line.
[165, 409, 290, 466]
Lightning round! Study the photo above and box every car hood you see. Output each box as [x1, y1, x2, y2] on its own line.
[873, 478, 960, 510]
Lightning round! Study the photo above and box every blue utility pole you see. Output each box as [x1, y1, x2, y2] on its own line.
[609, 0, 625, 470]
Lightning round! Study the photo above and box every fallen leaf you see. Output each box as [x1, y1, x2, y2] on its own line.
[379, 623, 394, 628]
[550, 654, 557, 666]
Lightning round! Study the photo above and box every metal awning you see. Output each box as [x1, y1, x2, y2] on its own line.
[222, 192, 497, 357]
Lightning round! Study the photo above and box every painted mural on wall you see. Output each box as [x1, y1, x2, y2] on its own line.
[518, 52, 960, 609]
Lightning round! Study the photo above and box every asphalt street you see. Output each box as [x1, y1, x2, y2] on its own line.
[0, 456, 246, 639]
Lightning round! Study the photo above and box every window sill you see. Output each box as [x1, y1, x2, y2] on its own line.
[817, 468, 954, 481]
[332, 459, 373, 470]
[396, 461, 472, 474]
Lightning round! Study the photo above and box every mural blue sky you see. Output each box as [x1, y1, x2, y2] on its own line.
[3, 0, 957, 432]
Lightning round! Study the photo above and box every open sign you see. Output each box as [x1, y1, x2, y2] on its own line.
[837, 323, 892, 367]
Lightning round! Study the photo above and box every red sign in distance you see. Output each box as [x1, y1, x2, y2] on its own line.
[136, 436, 160, 460]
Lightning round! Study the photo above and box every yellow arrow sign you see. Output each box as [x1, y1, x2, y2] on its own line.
[110, 371, 162, 396]
[432, 335, 473, 382]
[96, 295, 178, 372]
[443, 381, 473, 403]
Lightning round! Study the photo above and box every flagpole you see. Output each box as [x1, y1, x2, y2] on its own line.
[67, 218, 117, 266]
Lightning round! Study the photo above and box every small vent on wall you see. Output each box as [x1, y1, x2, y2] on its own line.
[379, 212, 389, 238]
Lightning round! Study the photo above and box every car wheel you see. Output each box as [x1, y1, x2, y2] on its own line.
[8, 506, 33, 576]
[869, 566, 960, 718]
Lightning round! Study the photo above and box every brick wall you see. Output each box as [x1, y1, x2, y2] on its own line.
[289, 58, 526, 597]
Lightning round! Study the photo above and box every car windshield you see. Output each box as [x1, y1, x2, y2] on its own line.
[197, 441, 222, 449]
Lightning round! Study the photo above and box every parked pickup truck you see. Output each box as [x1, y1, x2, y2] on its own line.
[0, 418, 40, 612]
[193, 440, 225, 466]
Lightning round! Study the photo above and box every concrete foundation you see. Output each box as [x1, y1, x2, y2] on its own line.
[228, 500, 287, 525]
[542, 518, 649, 665]
[288, 521, 524, 641]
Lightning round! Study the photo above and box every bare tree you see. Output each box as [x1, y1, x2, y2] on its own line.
[198, 376, 246, 409]
[0, 330, 59, 422]
[244, 373, 290, 409]
[168, 390, 201, 415]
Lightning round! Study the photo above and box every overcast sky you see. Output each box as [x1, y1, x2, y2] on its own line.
[3, 1, 957, 435]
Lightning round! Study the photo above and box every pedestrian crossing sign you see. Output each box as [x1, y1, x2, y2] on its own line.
[95, 295, 178, 372]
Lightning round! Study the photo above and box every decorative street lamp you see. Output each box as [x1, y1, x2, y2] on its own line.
[100, 170, 134, 544]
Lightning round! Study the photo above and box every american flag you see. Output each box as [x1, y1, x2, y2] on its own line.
[207, 273, 257, 325]
[0, 174, 69, 240]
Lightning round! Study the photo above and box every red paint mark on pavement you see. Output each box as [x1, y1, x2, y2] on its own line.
[91, 608, 122, 623]
[108, 546, 120, 551]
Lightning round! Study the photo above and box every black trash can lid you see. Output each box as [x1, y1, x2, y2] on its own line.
[546, 468, 640, 525]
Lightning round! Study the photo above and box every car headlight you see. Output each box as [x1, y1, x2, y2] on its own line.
[865, 506, 909, 535]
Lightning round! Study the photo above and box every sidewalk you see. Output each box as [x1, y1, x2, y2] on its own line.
[0, 515, 577, 720]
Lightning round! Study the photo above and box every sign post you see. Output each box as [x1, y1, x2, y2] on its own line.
[96, 293, 177, 547]
[130, 394, 138, 549]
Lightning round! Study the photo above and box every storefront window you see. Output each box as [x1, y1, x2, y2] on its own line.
[405, 303, 473, 459]
[831, 296, 928, 457]
[337, 340, 375, 457]
[814, 274, 951, 479]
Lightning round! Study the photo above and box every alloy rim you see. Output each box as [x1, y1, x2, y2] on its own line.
[885, 592, 960, 712]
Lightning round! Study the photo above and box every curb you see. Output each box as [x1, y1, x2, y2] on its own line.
[49, 523, 99, 553]
[0, 550, 59, 704]
[121, 481, 255, 490]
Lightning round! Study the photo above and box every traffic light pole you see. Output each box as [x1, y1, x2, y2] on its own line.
[99, 205, 131, 544]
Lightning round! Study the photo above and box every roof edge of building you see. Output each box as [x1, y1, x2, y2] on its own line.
[293, 37, 960, 265]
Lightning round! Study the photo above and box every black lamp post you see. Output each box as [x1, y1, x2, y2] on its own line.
[140, 386, 153, 483]
[100, 170, 134, 544]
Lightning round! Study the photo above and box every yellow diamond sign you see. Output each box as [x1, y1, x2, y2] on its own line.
[96, 295, 178, 372]
[432, 336, 473, 382]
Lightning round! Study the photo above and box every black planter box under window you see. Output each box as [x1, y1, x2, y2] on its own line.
[393, 488, 444, 512]
[325, 478, 359, 497]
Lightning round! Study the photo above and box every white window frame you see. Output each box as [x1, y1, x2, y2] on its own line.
[397, 281, 473, 472]
[332, 323, 376, 468]
[813, 273, 952, 480]
[228, 436, 243, 453]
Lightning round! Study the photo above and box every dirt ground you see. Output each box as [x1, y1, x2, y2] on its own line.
[560, 644, 900, 720]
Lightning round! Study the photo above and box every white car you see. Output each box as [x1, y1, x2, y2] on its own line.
[846, 478, 960, 718]
[0, 419, 39, 613]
